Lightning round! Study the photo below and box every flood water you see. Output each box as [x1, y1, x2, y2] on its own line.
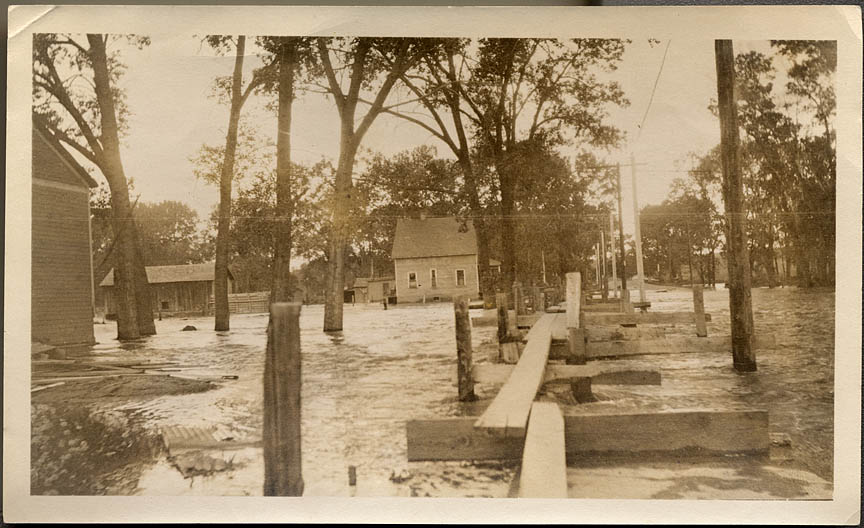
[78, 285, 834, 496]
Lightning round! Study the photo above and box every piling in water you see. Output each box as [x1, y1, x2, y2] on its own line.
[263, 302, 304, 496]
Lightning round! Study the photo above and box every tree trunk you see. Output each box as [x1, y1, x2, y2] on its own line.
[456, 156, 493, 301]
[497, 161, 517, 287]
[271, 39, 297, 304]
[715, 40, 756, 372]
[88, 34, 154, 339]
[214, 36, 247, 331]
[131, 220, 156, 335]
[323, 137, 359, 332]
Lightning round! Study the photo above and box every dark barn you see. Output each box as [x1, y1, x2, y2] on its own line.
[31, 124, 98, 347]
[100, 263, 233, 318]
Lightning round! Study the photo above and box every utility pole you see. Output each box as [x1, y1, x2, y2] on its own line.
[630, 153, 646, 303]
[609, 210, 618, 299]
[715, 39, 756, 372]
[599, 227, 608, 300]
[616, 163, 627, 292]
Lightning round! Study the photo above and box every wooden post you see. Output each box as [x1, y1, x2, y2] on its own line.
[496, 292, 509, 345]
[622, 287, 634, 314]
[513, 281, 524, 316]
[263, 302, 303, 496]
[566, 272, 586, 365]
[532, 286, 543, 314]
[715, 40, 756, 372]
[693, 282, 708, 337]
[454, 296, 477, 402]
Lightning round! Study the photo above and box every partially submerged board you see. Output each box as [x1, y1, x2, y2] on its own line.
[407, 410, 769, 462]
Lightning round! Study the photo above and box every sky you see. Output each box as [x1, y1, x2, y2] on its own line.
[110, 37, 772, 236]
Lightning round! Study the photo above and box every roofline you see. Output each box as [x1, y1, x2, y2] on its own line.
[33, 119, 99, 189]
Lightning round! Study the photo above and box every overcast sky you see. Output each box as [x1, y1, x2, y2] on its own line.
[112, 37, 772, 235]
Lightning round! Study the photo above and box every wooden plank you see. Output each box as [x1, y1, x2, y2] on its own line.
[518, 402, 567, 498]
[582, 303, 623, 313]
[407, 419, 525, 461]
[582, 335, 776, 359]
[473, 313, 556, 436]
[406, 410, 769, 461]
[565, 272, 581, 329]
[564, 410, 769, 459]
[471, 311, 539, 328]
[469, 363, 661, 386]
[584, 312, 712, 325]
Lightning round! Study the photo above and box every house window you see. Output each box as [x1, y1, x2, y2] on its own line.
[430, 269, 438, 289]
[456, 269, 466, 287]
[161, 301, 169, 310]
[408, 272, 418, 289]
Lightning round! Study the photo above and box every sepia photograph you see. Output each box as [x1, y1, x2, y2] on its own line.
[5, 4, 862, 524]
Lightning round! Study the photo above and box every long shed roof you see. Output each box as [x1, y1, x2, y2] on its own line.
[391, 217, 477, 260]
[100, 262, 230, 287]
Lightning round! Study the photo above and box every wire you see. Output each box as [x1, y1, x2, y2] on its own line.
[635, 39, 672, 145]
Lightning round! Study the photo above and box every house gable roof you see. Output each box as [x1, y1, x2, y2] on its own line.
[391, 217, 477, 260]
[100, 262, 231, 287]
[33, 121, 99, 188]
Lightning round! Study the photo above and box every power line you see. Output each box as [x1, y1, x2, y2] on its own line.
[635, 39, 671, 145]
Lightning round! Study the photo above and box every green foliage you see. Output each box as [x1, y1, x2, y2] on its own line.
[209, 161, 330, 292]
[135, 201, 213, 266]
[33, 33, 150, 168]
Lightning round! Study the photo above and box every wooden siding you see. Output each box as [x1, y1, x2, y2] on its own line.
[367, 279, 394, 302]
[394, 254, 479, 303]
[31, 181, 95, 346]
[104, 280, 220, 316]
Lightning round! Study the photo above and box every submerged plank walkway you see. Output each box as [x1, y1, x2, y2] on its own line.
[473, 313, 556, 437]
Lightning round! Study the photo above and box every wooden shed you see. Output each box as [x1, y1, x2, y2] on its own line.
[32, 124, 98, 347]
[100, 263, 233, 317]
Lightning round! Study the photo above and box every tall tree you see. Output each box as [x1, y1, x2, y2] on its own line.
[464, 38, 628, 287]
[205, 35, 268, 331]
[314, 37, 429, 331]
[256, 37, 315, 304]
[33, 33, 155, 339]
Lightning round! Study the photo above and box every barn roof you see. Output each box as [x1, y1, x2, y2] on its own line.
[100, 262, 230, 287]
[391, 217, 477, 260]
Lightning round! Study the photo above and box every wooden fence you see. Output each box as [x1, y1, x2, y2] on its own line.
[209, 291, 270, 314]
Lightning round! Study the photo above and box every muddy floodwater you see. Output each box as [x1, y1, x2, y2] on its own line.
[32, 285, 834, 497]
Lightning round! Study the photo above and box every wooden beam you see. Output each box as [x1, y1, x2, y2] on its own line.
[473, 313, 556, 437]
[472, 312, 541, 328]
[406, 410, 769, 461]
[468, 363, 661, 386]
[582, 303, 624, 313]
[583, 312, 712, 326]
[547, 334, 775, 360]
[518, 402, 567, 498]
[582, 335, 776, 359]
